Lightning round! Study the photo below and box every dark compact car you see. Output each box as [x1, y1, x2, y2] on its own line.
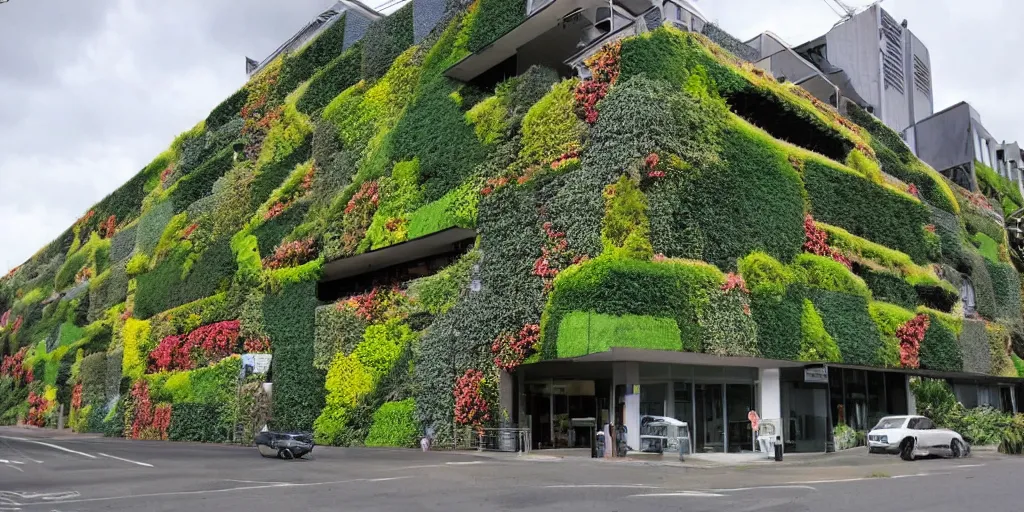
[254, 431, 315, 460]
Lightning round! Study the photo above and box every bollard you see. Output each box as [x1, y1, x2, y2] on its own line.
[774, 435, 783, 461]
[678, 439, 686, 462]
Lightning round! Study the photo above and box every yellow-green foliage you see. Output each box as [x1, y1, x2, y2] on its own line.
[163, 371, 194, 402]
[363, 159, 423, 250]
[820, 222, 953, 292]
[869, 301, 915, 368]
[257, 103, 313, 168]
[601, 175, 653, 260]
[986, 322, 1017, 377]
[518, 79, 585, 166]
[799, 299, 841, 363]
[466, 95, 507, 145]
[252, 160, 316, 223]
[738, 251, 795, 298]
[352, 318, 416, 377]
[126, 253, 150, 276]
[152, 213, 189, 264]
[122, 318, 152, 380]
[846, 149, 883, 185]
[230, 232, 262, 280]
[791, 253, 871, 298]
[918, 306, 963, 335]
[323, 47, 422, 162]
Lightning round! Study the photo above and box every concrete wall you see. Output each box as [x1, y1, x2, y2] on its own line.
[907, 31, 934, 125]
[913, 102, 974, 175]
[825, 8, 882, 116]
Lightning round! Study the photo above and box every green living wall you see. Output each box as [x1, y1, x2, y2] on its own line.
[3, 2, 1023, 448]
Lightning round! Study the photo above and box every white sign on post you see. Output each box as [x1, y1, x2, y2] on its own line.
[252, 354, 272, 374]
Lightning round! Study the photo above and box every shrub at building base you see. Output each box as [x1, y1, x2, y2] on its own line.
[364, 398, 419, 447]
[264, 281, 323, 432]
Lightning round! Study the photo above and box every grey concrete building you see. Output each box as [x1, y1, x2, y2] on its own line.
[746, 31, 840, 107]
[245, 0, 383, 77]
[795, 3, 934, 144]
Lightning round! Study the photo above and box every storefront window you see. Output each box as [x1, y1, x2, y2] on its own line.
[640, 383, 666, 417]
[866, 371, 886, 427]
[885, 372, 908, 415]
[843, 369, 867, 431]
[672, 381, 694, 430]
[726, 384, 754, 452]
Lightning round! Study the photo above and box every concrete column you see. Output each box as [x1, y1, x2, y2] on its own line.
[906, 376, 917, 415]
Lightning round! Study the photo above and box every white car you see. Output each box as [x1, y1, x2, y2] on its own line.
[866, 415, 969, 460]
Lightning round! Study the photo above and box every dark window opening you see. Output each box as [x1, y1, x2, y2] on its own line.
[726, 89, 854, 162]
[316, 238, 474, 303]
[467, 54, 519, 93]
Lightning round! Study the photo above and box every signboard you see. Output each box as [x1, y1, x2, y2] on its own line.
[242, 354, 273, 376]
[804, 365, 829, 384]
[632, 384, 641, 395]
[747, 410, 760, 431]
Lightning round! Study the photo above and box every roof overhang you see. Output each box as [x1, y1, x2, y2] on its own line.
[444, 0, 608, 82]
[528, 347, 807, 370]
[318, 227, 477, 284]
[827, 363, 1024, 385]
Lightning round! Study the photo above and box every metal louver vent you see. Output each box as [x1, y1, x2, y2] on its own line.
[913, 54, 931, 96]
[879, 11, 905, 94]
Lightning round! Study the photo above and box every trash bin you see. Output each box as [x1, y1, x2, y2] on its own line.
[596, 430, 606, 458]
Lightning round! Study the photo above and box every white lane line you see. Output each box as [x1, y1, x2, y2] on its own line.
[96, 452, 153, 468]
[545, 484, 662, 489]
[952, 464, 985, 469]
[628, 491, 725, 498]
[384, 464, 445, 471]
[0, 459, 24, 465]
[790, 477, 873, 485]
[2, 465, 23, 473]
[0, 437, 96, 459]
[445, 461, 483, 465]
[223, 479, 289, 485]
[712, 485, 817, 492]
[15, 476, 414, 506]
[366, 477, 410, 482]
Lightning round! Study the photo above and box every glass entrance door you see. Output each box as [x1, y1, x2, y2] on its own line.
[726, 384, 754, 452]
[695, 384, 724, 453]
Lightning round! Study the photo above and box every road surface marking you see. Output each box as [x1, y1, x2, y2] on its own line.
[0, 437, 96, 459]
[952, 464, 984, 469]
[445, 461, 483, 465]
[367, 477, 410, 482]
[1, 476, 413, 507]
[0, 492, 79, 502]
[628, 491, 725, 498]
[712, 485, 817, 492]
[97, 453, 153, 467]
[545, 484, 662, 489]
[2, 465, 23, 473]
[791, 477, 873, 484]
[0, 459, 24, 465]
[223, 479, 289, 485]
[386, 464, 445, 470]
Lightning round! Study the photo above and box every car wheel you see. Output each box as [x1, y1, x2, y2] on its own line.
[900, 438, 915, 461]
[279, 448, 294, 460]
[950, 439, 963, 459]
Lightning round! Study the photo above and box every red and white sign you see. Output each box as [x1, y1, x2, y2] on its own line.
[748, 410, 760, 431]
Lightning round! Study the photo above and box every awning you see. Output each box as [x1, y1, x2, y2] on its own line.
[528, 347, 807, 370]
[318, 227, 476, 284]
[826, 363, 1024, 385]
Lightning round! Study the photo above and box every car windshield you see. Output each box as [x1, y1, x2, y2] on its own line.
[873, 417, 907, 429]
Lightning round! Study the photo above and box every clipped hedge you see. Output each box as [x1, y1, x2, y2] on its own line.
[133, 240, 235, 319]
[556, 312, 682, 358]
[540, 256, 723, 359]
[919, 312, 963, 372]
[313, 304, 367, 371]
[750, 286, 804, 361]
[804, 159, 931, 262]
[868, 301, 915, 368]
[361, 3, 414, 80]
[809, 290, 883, 366]
[135, 200, 175, 256]
[959, 319, 991, 374]
[297, 42, 363, 115]
[275, 15, 349, 100]
[799, 299, 842, 363]
[264, 280, 323, 431]
[986, 261, 1022, 321]
[169, 147, 235, 213]
[364, 398, 419, 447]
[169, 403, 226, 443]
[467, 0, 526, 52]
[206, 88, 248, 130]
[862, 270, 917, 309]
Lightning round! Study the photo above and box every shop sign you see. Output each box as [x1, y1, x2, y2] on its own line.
[804, 365, 829, 383]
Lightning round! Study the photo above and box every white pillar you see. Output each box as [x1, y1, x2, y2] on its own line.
[758, 368, 782, 448]
[906, 376, 917, 415]
[614, 362, 641, 451]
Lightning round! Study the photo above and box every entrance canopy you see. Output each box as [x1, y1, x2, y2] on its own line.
[528, 347, 807, 371]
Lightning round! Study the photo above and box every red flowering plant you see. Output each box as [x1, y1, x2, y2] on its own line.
[26, 391, 51, 427]
[71, 382, 83, 411]
[264, 165, 317, 221]
[159, 165, 174, 186]
[127, 380, 170, 440]
[339, 180, 380, 254]
[340, 286, 409, 323]
[1, 347, 33, 386]
[262, 237, 318, 270]
[263, 202, 287, 221]
[803, 215, 852, 269]
[181, 223, 199, 240]
[574, 41, 621, 124]
[148, 320, 241, 372]
[98, 215, 117, 239]
[480, 175, 511, 197]
[243, 336, 272, 354]
[492, 324, 540, 372]
[454, 369, 492, 432]
[533, 221, 588, 292]
[10, 315, 23, 335]
[895, 314, 929, 369]
[721, 272, 753, 316]
[907, 183, 919, 197]
[1, 309, 10, 329]
[642, 152, 668, 180]
[240, 65, 281, 160]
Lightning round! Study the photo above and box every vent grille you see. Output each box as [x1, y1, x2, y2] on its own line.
[913, 54, 931, 96]
[880, 10, 905, 94]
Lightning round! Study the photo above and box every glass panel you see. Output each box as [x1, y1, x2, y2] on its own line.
[696, 384, 724, 453]
[885, 373, 908, 415]
[640, 384, 666, 417]
[866, 371, 886, 427]
[672, 381, 694, 426]
[829, 367, 844, 428]
[843, 369, 867, 431]
[726, 384, 754, 452]
[782, 382, 828, 453]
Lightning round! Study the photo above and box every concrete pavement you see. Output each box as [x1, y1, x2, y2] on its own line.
[0, 426, 1020, 511]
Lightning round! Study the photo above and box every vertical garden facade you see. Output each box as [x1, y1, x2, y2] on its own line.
[1, 0, 1022, 453]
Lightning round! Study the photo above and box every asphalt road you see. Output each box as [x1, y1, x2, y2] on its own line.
[1, 427, 1021, 511]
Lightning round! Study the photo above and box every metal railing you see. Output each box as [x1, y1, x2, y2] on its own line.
[470, 428, 532, 455]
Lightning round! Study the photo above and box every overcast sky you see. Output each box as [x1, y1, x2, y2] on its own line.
[0, 0, 1020, 274]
